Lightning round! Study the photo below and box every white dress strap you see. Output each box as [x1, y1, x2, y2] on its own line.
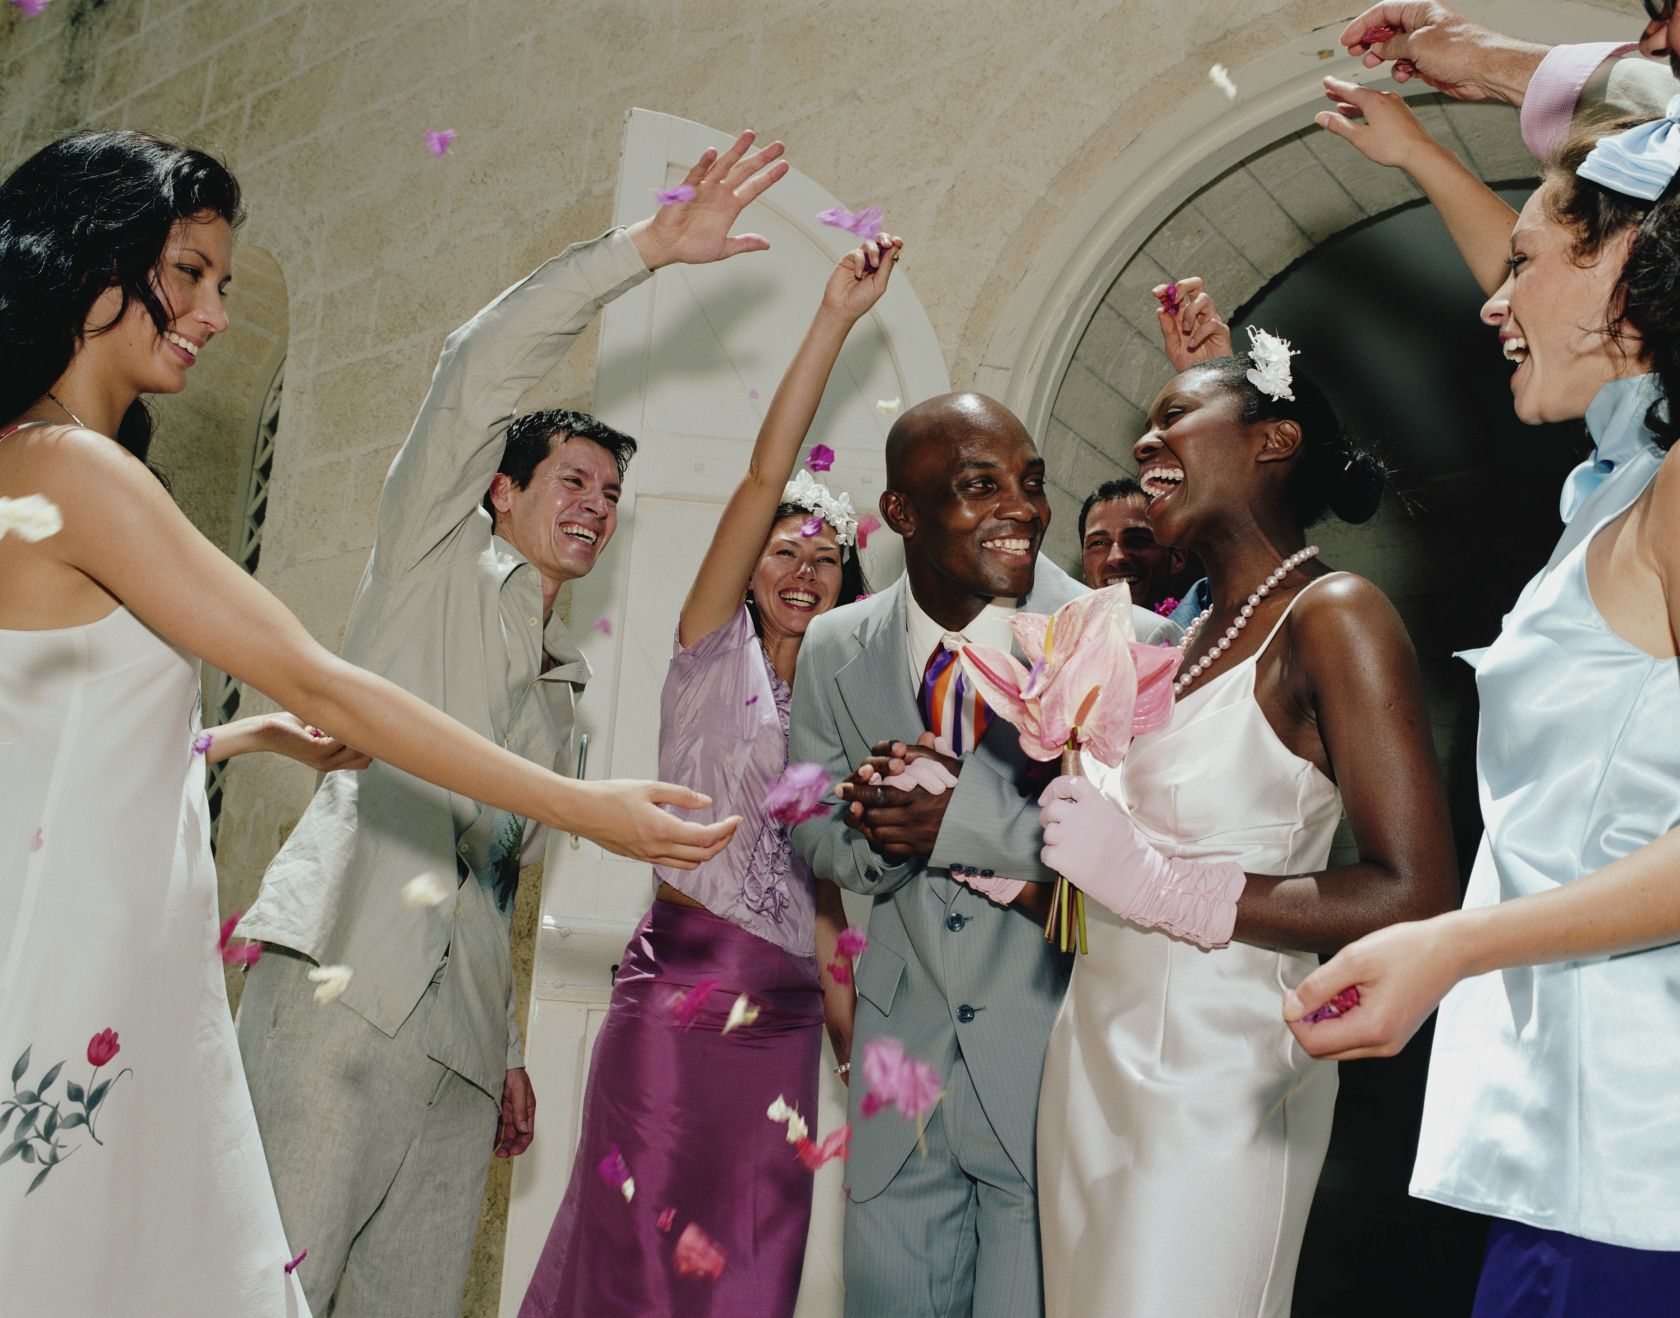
[1251, 571, 1350, 661]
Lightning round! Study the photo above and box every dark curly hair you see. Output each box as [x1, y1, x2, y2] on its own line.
[0, 130, 244, 465]
[1183, 352, 1387, 526]
[1543, 118, 1680, 451]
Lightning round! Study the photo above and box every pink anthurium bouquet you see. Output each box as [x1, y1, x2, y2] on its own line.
[959, 584, 1181, 953]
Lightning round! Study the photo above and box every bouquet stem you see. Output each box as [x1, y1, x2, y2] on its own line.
[1045, 744, 1088, 955]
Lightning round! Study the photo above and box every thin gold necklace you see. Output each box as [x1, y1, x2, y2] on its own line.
[44, 391, 87, 428]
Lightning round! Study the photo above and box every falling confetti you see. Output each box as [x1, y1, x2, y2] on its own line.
[308, 964, 353, 1005]
[284, 1250, 308, 1276]
[653, 184, 696, 205]
[218, 911, 262, 968]
[765, 762, 830, 826]
[875, 397, 900, 415]
[816, 204, 884, 238]
[722, 994, 760, 1035]
[192, 731, 214, 756]
[855, 514, 882, 549]
[674, 1222, 726, 1282]
[0, 493, 63, 541]
[798, 516, 824, 538]
[592, 616, 613, 636]
[748, 388, 760, 401]
[795, 1125, 851, 1171]
[807, 443, 836, 473]
[402, 874, 452, 908]
[745, 695, 759, 707]
[859, 1036, 941, 1121]
[672, 977, 720, 1028]
[7, 0, 50, 19]
[1209, 64, 1238, 100]
[30, 828, 43, 853]
[597, 1143, 635, 1202]
[657, 1207, 676, 1233]
[766, 1095, 809, 1144]
[424, 129, 458, 157]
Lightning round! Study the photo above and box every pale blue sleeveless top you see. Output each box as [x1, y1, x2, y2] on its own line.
[1412, 374, 1680, 1248]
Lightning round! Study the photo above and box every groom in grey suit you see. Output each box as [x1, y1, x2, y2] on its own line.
[790, 394, 1176, 1316]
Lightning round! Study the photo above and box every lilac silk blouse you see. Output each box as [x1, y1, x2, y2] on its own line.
[653, 605, 817, 958]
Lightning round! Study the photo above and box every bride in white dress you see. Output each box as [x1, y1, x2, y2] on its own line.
[0, 131, 736, 1313]
[1034, 286, 1459, 1317]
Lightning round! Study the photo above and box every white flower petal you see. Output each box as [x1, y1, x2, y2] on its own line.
[1209, 64, 1238, 100]
[402, 874, 453, 908]
[308, 963, 354, 1004]
[723, 993, 760, 1035]
[0, 494, 64, 543]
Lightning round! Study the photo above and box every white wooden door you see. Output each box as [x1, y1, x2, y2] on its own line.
[501, 109, 951, 1316]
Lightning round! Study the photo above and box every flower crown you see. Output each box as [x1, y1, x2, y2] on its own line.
[782, 468, 858, 546]
[1245, 326, 1297, 403]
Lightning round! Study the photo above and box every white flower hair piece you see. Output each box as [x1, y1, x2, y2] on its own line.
[1245, 326, 1297, 403]
[781, 468, 858, 546]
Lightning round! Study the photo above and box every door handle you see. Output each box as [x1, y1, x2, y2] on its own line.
[570, 733, 590, 849]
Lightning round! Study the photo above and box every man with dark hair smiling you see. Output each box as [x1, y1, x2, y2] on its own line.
[1076, 476, 1187, 607]
[789, 393, 1176, 1317]
[235, 131, 786, 1317]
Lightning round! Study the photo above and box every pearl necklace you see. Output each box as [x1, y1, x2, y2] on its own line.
[1173, 545, 1320, 696]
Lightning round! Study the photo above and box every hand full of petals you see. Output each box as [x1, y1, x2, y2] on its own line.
[959, 584, 1181, 766]
[1038, 776, 1245, 949]
[859, 1036, 941, 1121]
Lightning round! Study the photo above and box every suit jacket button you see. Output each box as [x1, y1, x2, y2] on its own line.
[956, 1004, 977, 1024]
[946, 913, 967, 932]
[980, 868, 994, 878]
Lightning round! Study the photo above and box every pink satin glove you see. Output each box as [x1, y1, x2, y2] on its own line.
[1038, 775, 1245, 949]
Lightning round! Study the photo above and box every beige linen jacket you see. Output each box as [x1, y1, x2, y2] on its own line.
[240, 228, 651, 1098]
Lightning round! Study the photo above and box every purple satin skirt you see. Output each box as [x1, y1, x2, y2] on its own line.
[519, 899, 824, 1318]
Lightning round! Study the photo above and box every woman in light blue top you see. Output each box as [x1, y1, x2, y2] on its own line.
[1295, 91, 1680, 1314]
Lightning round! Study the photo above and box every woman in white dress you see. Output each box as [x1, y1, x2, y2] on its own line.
[1033, 291, 1460, 1317]
[0, 130, 736, 1315]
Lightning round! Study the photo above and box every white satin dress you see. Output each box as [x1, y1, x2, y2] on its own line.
[1039, 578, 1345, 1318]
[0, 602, 311, 1315]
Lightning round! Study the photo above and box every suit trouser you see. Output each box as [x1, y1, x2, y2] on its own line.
[236, 946, 499, 1318]
[843, 1051, 1044, 1318]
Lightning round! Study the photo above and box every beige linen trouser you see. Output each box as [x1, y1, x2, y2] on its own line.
[236, 947, 499, 1318]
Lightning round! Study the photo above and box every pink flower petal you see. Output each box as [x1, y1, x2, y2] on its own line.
[31, 827, 43, 852]
[592, 616, 613, 636]
[424, 129, 457, 157]
[807, 444, 836, 473]
[218, 910, 264, 968]
[795, 1125, 852, 1170]
[855, 514, 882, 549]
[836, 927, 868, 961]
[798, 516, 824, 538]
[1360, 25, 1396, 46]
[657, 1207, 676, 1233]
[748, 388, 760, 401]
[284, 1250, 307, 1275]
[9, 0, 50, 17]
[825, 959, 852, 986]
[816, 204, 884, 238]
[672, 978, 720, 1028]
[674, 1222, 726, 1281]
[1153, 595, 1180, 617]
[597, 1142, 632, 1191]
[765, 761, 830, 826]
[192, 731, 214, 755]
[1303, 986, 1362, 1024]
[1157, 280, 1181, 315]
[652, 184, 696, 205]
[745, 695, 759, 706]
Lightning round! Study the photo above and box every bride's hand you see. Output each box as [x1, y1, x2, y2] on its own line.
[1153, 276, 1231, 372]
[1316, 76, 1438, 172]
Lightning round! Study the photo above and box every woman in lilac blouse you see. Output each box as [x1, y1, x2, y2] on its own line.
[522, 233, 904, 1317]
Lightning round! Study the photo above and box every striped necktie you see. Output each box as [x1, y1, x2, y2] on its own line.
[918, 643, 991, 756]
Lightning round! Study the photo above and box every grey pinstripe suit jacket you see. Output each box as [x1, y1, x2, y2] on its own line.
[789, 561, 1177, 1199]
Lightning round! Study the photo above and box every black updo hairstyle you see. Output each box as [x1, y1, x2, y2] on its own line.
[745, 501, 871, 639]
[1185, 351, 1387, 526]
[1544, 117, 1680, 451]
[0, 130, 245, 466]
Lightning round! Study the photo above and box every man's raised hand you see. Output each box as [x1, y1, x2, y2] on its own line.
[628, 129, 790, 270]
[1340, 3, 1546, 105]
